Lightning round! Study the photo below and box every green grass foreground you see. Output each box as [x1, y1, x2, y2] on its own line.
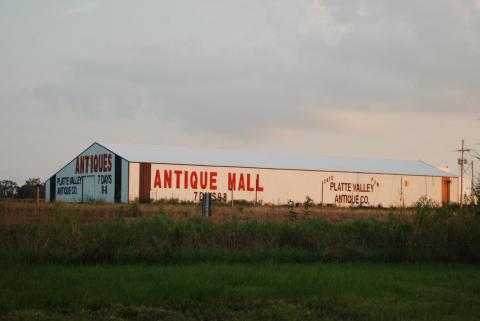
[0, 263, 479, 321]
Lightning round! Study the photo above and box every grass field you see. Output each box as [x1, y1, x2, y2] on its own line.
[1, 201, 479, 320]
[1, 263, 479, 321]
[0, 200, 393, 226]
[2, 206, 479, 264]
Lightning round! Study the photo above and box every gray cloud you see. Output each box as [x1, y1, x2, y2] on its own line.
[0, 0, 479, 182]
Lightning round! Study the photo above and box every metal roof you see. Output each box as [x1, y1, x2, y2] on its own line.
[99, 142, 455, 177]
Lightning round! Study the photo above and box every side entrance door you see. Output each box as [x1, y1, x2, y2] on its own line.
[441, 177, 451, 205]
[82, 175, 95, 203]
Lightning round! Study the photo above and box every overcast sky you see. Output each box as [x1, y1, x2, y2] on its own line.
[1, 0, 479, 184]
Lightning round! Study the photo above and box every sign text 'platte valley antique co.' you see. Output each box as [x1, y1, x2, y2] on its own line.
[56, 153, 114, 198]
[330, 180, 380, 206]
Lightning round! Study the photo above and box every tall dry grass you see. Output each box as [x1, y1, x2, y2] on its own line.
[0, 202, 479, 264]
[0, 200, 394, 227]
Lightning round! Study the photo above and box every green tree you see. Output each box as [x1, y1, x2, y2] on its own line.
[0, 180, 19, 199]
[473, 174, 480, 212]
[17, 178, 43, 199]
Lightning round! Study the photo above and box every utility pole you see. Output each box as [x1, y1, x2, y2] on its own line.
[471, 161, 475, 198]
[400, 176, 405, 207]
[470, 160, 477, 204]
[457, 139, 471, 206]
[36, 184, 41, 216]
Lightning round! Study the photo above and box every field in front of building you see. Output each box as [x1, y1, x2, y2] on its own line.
[1, 201, 479, 264]
[1, 263, 479, 321]
[1, 201, 479, 320]
[0, 200, 395, 226]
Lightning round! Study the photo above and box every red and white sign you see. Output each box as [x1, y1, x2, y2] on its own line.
[153, 169, 264, 192]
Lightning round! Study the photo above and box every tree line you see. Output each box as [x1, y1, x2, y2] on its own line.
[0, 178, 44, 199]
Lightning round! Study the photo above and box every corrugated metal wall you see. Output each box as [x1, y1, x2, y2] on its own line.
[126, 163, 459, 206]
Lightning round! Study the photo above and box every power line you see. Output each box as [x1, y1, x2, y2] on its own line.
[469, 150, 480, 161]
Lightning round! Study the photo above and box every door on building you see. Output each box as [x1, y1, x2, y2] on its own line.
[82, 175, 95, 203]
[139, 163, 152, 202]
[441, 177, 451, 205]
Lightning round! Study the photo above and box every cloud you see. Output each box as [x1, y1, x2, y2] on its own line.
[65, 1, 100, 16]
[298, 0, 351, 45]
[0, 0, 479, 182]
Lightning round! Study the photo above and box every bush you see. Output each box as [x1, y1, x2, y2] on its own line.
[413, 195, 439, 209]
[303, 196, 314, 212]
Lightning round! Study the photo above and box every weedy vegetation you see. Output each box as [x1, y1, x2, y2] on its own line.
[0, 203, 479, 264]
[1, 200, 479, 320]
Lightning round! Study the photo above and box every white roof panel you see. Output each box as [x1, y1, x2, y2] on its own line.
[99, 142, 455, 177]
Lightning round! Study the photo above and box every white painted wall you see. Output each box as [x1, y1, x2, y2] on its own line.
[44, 179, 50, 202]
[121, 159, 129, 203]
[128, 162, 140, 201]
[145, 163, 458, 207]
[52, 143, 116, 203]
[46, 143, 458, 206]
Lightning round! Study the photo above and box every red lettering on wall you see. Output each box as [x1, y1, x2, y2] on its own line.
[74, 153, 114, 173]
[247, 174, 254, 191]
[174, 170, 182, 189]
[256, 174, 264, 192]
[149, 169, 265, 193]
[103, 155, 108, 172]
[210, 172, 218, 190]
[190, 172, 198, 189]
[95, 155, 99, 173]
[79, 157, 84, 174]
[154, 170, 162, 188]
[228, 173, 236, 191]
[164, 170, 172, 188]
[184, 170, 189, 189]
[238, 174, 245, 191]
[99, 155, 104, 172]
[200, 172, 208, 189]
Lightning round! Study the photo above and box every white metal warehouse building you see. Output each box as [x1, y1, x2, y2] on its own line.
[44, 142, 459, 207]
